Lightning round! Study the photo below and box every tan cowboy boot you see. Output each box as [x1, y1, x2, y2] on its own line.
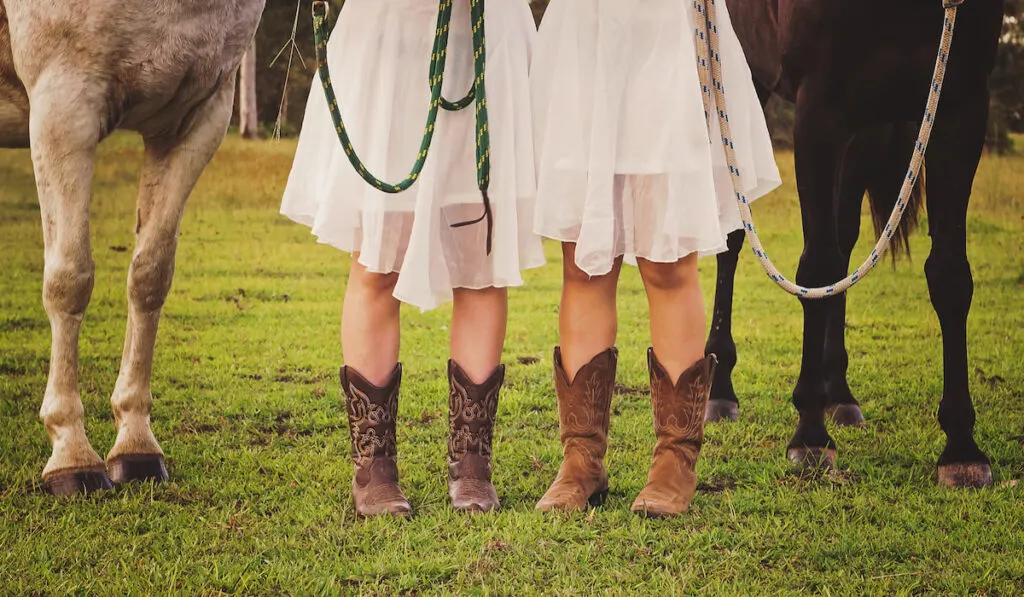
[536, 347, 617, 512]
[631, 350, 717, 518]
[341, 364, 412, 518]
[447, 360, 504, 512]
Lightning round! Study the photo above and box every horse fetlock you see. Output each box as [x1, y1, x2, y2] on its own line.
[824, 377, 857, 406]
[705, 336, 737, 368]
[788, 409, 836, 450]
[937, 434, 988, 467]
[110, 387, 154, 423]
[708, 370, 738, 405]
[39, 392, 84, 430]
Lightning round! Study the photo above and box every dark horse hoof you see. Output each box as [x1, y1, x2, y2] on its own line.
[937, 463, 993, 488]
[108, 454, 169, 485]
[43, 468, 114, 496]
[705, 399, 739, 422]
[787, 447, 836, 471]
[826, 404, 865, 427]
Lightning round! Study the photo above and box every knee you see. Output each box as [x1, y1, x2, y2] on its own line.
[562, 257, 598, 286]
[128, 249, 174, 313]
[639, 258, 696, 292]
[453, 286, 507, 305]
[351, 267, 399, 297]
[43, 257, 95, 317]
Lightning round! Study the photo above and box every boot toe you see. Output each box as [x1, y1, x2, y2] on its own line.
[536, 480, 607, 512]
[536, 489, 585, 512]
[354, 482, 412, 518]
[631, 486, 689, 518]
[450, 478, 499, 513]
[357, 498, 412, 518]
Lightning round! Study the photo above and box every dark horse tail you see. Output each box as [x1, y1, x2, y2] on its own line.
[862, 122, 925, 260]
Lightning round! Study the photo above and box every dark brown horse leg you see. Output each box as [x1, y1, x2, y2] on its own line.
[822, 294, 864, 427]
[704, 230, 745, 422]
[786, 87, 848, 470]
[822, 128, 896, 427]
[925, 90, 992, 489]
[703, 80, 772, 424]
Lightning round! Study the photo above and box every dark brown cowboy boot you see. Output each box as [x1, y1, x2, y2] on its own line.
[631, 350, 717, 518]
[447, 360, 504, 513]
[341, 364, 411, 518]
[536, 347, 617, 512]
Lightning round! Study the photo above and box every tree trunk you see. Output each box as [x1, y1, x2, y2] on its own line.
[239, 38, 258, 140]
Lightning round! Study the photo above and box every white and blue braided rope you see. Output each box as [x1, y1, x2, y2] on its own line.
[692, 0, 960, 299]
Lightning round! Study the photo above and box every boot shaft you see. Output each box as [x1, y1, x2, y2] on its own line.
[341, 365, 401, 462]
[553, 347, 618, 451]
[647, 350, 717, 449]
[447, 360, 504, 463]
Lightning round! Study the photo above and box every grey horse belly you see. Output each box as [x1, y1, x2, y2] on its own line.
[114, 1, 264, 137]
[3, 0, 263, 140]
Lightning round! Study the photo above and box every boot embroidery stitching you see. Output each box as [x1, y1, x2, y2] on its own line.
[347, 382, 397, 461]
[448, 375, 498, 459]
[651, 363, 711, 440]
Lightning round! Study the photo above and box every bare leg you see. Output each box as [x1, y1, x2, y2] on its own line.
[27, 69, 109, 494]
[559, 243, 622, 379]
[106, 79, 237, 483]
[451, 287, 507, 382]
[637, 255, 705, 381]
[341, 258, 401, 386]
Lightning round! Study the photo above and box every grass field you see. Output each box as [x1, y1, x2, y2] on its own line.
[1, 133, 1023, 596]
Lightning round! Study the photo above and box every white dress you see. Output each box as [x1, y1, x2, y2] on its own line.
[532, 0, 781, 276]
[282, 0, 545, 311]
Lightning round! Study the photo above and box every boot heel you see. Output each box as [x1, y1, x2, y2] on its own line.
[588, 487, 609, 507]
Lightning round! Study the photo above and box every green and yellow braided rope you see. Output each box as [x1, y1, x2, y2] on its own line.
[312, 0, 493, 253]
